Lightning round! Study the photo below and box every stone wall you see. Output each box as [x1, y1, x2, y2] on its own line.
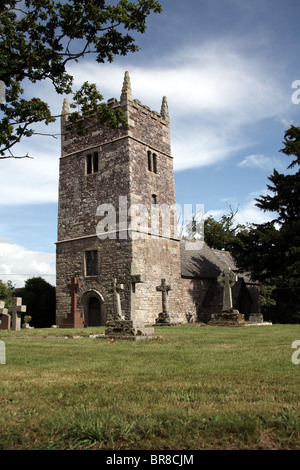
[56, 236, 133, 325]
[56, 73, 180, 327]
[179, 277, 212, 323]
[132, 237, 182, 325]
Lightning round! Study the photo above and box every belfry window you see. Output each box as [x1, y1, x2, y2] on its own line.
[147, 150, 158, 174]
[86, 151, 99, 175]
[85, 250, 98, 276]
[153, 153, 157, 173]
[147, 150, 152, 172]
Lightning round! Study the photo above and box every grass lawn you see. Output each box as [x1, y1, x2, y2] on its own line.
[0, 324, 299, 450]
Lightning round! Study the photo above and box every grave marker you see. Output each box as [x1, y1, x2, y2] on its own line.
[0, 301, 10, 330]
[155, 278, 172, 326]
[61, 276, 84, 328]
[105, 264, 155, 340]
[217, 267, 237, 312]
[156, 278, 172, 314]
[209, 267, 245, 326]
[0, 341, 5, 364]
[9, 297, 26, 331]
[111, 278, 124, 319]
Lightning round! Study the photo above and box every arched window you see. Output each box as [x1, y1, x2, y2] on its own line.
[86, 151, 99, 175]
[85, 250, 98, 276]
[153, 153, 157, 173]
[147, 150, 152, 172]
[147, 150, 158, 174]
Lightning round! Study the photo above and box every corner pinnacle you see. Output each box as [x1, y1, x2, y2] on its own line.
[120, 71, 133, 103]
[161, 96, 169, 121]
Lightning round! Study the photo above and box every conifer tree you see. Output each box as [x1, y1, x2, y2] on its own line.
[232, 126, 300, 322]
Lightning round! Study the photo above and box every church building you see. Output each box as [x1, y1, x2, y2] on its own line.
[55, 72, 260, 327]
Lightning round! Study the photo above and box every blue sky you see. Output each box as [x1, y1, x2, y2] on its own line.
[1, 0, 300, 287]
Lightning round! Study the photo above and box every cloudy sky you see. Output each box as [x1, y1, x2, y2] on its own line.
[1, 0, 300, 287]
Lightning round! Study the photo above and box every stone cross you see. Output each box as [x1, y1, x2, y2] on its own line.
[217, 267, 237, 312]
[68, 276, 81, 320]
[61, 275, 84, 328]
[0, 301, 10, 330]
[9, 297, 26, 331]
[118, 264, 144, 320]
[111, 278, 124, 319]
[156, 278, 172, 314]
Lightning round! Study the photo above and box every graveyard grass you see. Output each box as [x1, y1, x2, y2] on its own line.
[0, 324, 299, 450]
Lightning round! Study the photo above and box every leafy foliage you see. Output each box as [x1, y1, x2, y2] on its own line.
[0, 0, 162, 157]
[203, 206, 251, 252]
[15, 276, 55, 328]
[0, 279, 15, 307]
[232, 126, 300, 323]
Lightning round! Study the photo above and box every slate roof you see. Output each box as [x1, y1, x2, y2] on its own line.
[180, 240, 255, 283]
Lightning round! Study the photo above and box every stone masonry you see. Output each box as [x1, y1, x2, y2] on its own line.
[56, 72, 183, 327]
[56, 72, 261, 327]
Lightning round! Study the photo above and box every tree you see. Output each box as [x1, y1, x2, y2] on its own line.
[232, 126, 300, 323]
[204, 206, 251, 251]
[0, 279, 15, 306]
[0, 0, 162, 158]
[15, 277, 55, 328]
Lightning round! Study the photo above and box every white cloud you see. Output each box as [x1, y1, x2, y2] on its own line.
[0, 134, 59, 206]
[234, 189, 275, 226]
[0, 240, 55, 288]
[66, 39, 287, 172]
[204, 190, 275, 227]
[171, 126, 249, 171]
[238, 154, 284, 171]
[68, 42, 285, 123]
[0, 37, 291, 207]
[235, 201, 273, 226]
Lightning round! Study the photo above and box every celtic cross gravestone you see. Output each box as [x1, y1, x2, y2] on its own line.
[217, 267, 237, 312]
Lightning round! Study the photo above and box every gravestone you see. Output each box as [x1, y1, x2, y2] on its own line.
[105, 264, 156, 340]
[61, 276, 85, 328]
[0, 341, 5, 364]
[9, 297, 26, 331]
[217, 266, 237, 312]
[0, 301, 10, 330]
[111, 278, 124, 319]
[209, 267, 245, 326]
[249, 313, 264, 323]
[155, 278, 172, 325]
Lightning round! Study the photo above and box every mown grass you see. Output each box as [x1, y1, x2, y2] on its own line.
[0, 324, 299, 450]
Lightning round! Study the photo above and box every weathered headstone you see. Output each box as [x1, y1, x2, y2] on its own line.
[0, 341, 5, 364]
[209, 267, 245, 326]
[156, 278, 171, 314]
[61, 276, 84, 328]
[217, 267, 237, 312]
[121, 265, 144, 322]
[111, 278, 124, 319]
[249, 313, 264, 323]
[69, 276, 81, 315]
[155, 278, 172, 325]
[0, 301, 10, 330]
[105, 264, 155, 340]
[9, 297, 26, 331]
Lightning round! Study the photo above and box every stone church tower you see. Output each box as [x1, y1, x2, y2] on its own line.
[56, 72, 183, 327]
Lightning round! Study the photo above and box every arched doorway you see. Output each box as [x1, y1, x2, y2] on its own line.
[88, 297, 101, 326]
[81, 291, 107, 327]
